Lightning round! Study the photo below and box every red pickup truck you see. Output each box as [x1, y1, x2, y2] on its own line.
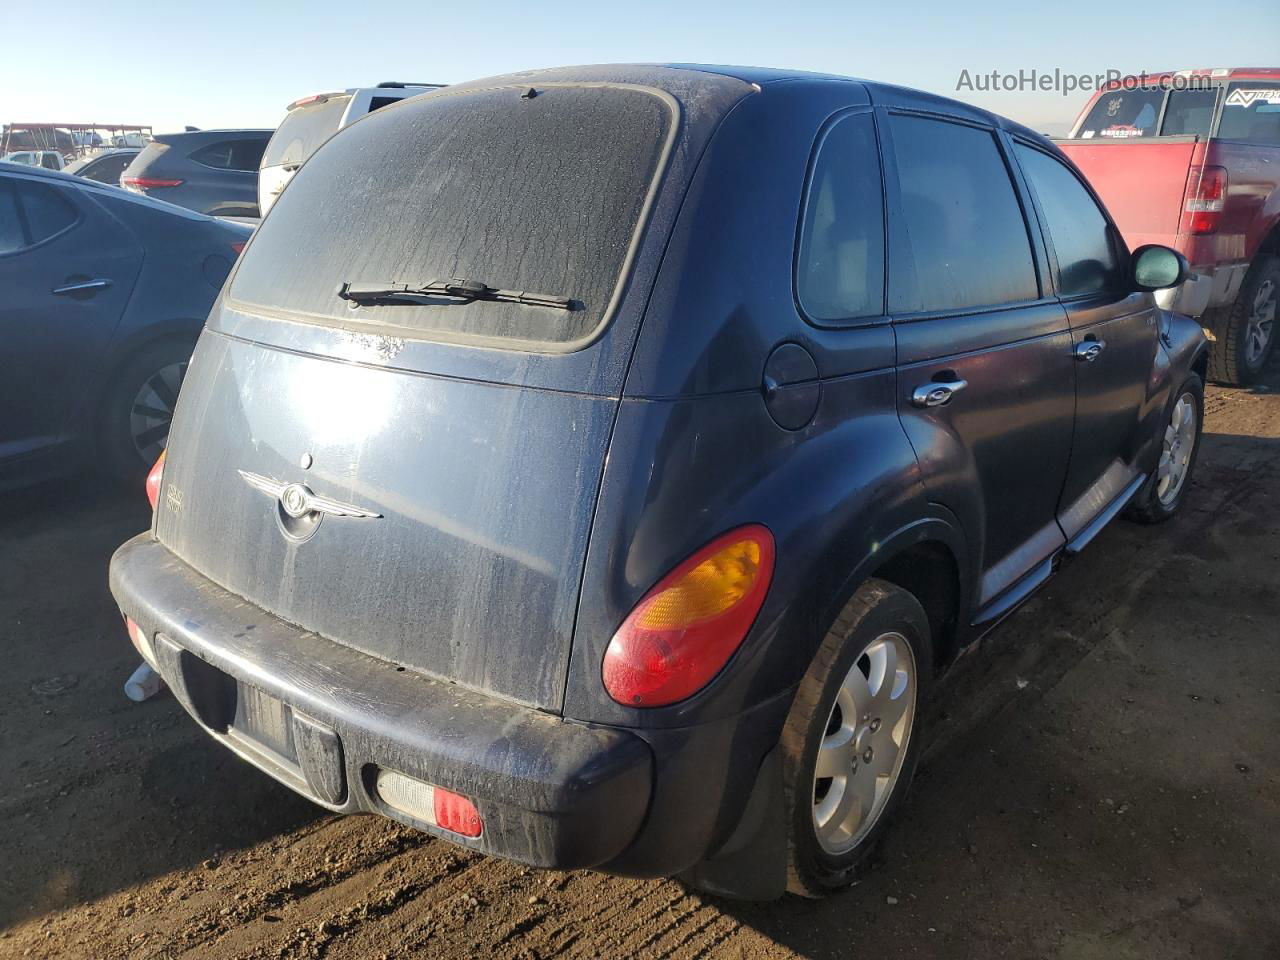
[1058, 68, 1280, 384]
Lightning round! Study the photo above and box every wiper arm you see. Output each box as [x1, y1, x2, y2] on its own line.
[338, 278, 575, 311]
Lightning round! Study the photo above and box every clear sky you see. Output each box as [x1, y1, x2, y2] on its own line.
[3, 0, 1277, 136]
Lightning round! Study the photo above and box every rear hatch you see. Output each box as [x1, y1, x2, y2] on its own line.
[258, 93, 352, 216]
[154, 80, 685, 712]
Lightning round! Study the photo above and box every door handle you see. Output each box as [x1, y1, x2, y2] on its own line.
[52, 278, 112, 296]
[1074, 338, 1106, 362]
[911, 379, 968, 408]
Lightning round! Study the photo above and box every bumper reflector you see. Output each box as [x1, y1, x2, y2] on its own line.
[375, 768, 482, 838]
[125, 616, 156, 667]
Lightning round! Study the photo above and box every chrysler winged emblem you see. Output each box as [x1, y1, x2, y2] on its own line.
[238, 471, 382, 520]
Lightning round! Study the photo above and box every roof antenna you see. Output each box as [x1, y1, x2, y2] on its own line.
[521, 87, 538, 100]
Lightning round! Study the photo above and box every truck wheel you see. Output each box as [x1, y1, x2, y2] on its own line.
[781, 579, 932, 897]
[1208, 255, 1278, 386]
[101, 338, 195, 484]
[1127, 374, 1203, 524]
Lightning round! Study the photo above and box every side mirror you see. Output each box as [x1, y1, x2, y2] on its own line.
[1131, 244, 1189, 292]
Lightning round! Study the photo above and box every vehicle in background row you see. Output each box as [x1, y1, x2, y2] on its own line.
[1059, 68, 1280, 384]
[3, 151, 65, 171]
[65, 148, 141, 185]
[0, 165, 250, 491]
[110, 64, 1205, 901]
[258, 82, 442, 216]
[121, 129, 272, 219]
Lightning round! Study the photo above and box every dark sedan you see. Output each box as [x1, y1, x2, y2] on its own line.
[64, 148, 141, 185]
[120, 129, 271, 218]
[0, 164, 250, 490]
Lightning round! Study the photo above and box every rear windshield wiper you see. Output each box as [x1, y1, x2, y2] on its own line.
[338, 278, 576, 311]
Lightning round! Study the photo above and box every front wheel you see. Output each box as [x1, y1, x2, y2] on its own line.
[1127, 374, 1204, 524]
[781, 579, 933, 897]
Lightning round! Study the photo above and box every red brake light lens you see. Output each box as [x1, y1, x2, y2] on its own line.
[122, 176, 184, 188]
[602, 525, 775, 708]
[1182, 165, 1227, 235]
[145, 450, 166, 511]
[231, 241, 246, 255]
[432, 788, 483, 838]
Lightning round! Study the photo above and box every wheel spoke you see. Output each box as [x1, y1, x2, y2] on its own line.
[815, 734, 854, 780]
[844, 764, 876, 827]
[840, 662, 873, 719]
[867, 737, 900, 781]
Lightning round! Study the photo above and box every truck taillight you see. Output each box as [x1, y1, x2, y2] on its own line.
[121, 176, 184, 189]
[602, 525, 775, 707]
[1182, 165, 1227, 236]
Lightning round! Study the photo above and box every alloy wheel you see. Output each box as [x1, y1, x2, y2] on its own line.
[812, 631, 917, 854]
[1244, 278, 1276, 368]
[1157, 392, 1197, 506]
[129, 361, 187, 465]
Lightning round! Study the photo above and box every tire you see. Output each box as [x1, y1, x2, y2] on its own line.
[1126, 374, 1204, 525]
[100, 338, 195, 484]
[781, 579, 933, 897]
[1207, 255, 1279, 386]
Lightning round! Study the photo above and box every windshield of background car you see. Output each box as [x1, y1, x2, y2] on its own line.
[230, 84, 675, 350]
[261, 94, 352, 167]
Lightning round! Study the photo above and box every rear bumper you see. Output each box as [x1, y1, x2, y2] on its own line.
[1155, 261, 1249, 317]
[109, 534, 653, 870]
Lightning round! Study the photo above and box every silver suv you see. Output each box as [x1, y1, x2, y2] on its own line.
[258, 82, 442, 215]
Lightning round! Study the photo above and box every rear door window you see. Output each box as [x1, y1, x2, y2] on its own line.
[1015, 145, 1121, 297]
[190, 141, 234, 169]
[262, 95, 352, 168]
[1218, 83, 1280, 146]
[231, 84, 675, 350]
[1076, 89, 1164, 139]
[16, 180, 78, 244]
[796, 113, 885, 322]
[890, 115, 1038, 313]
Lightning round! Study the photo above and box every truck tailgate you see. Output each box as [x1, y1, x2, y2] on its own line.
[1057, 138, 1200, 249]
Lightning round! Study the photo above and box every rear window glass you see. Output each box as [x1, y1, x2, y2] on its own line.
[231, 85, 674, 349]
[1075, 89, 1164, 139]
[262, 95, 352, 167]
[796, 113, 885, 321]
[1218, 83, 1280, 146]
[1161, 89, 1218, 137]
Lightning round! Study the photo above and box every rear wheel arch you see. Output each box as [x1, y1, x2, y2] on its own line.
[816, 517, 970, 673]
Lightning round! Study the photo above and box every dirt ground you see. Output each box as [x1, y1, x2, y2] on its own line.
[2, 366, 1278, 960]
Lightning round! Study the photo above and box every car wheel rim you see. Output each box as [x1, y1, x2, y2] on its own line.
[812, 631, 917, 855]
[1156, 392, 1197, 506]
[129, 361, 187, 465]
[1244, 278, 1276, 367]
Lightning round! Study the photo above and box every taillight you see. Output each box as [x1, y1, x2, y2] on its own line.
[231, 241, 246, 255]
[121, 176, 184, 188]
[289, 94, 329, 109]
[602, 525, 775, 707]
[1182, 165, 1227, 235]
[145, 450, 166, 511]
[374, 769, 483, 837]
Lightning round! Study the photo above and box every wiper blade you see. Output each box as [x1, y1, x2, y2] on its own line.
[338, 278, 575, 311]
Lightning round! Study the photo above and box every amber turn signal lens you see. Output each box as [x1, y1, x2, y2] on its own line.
[602, 525, 775, 708]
